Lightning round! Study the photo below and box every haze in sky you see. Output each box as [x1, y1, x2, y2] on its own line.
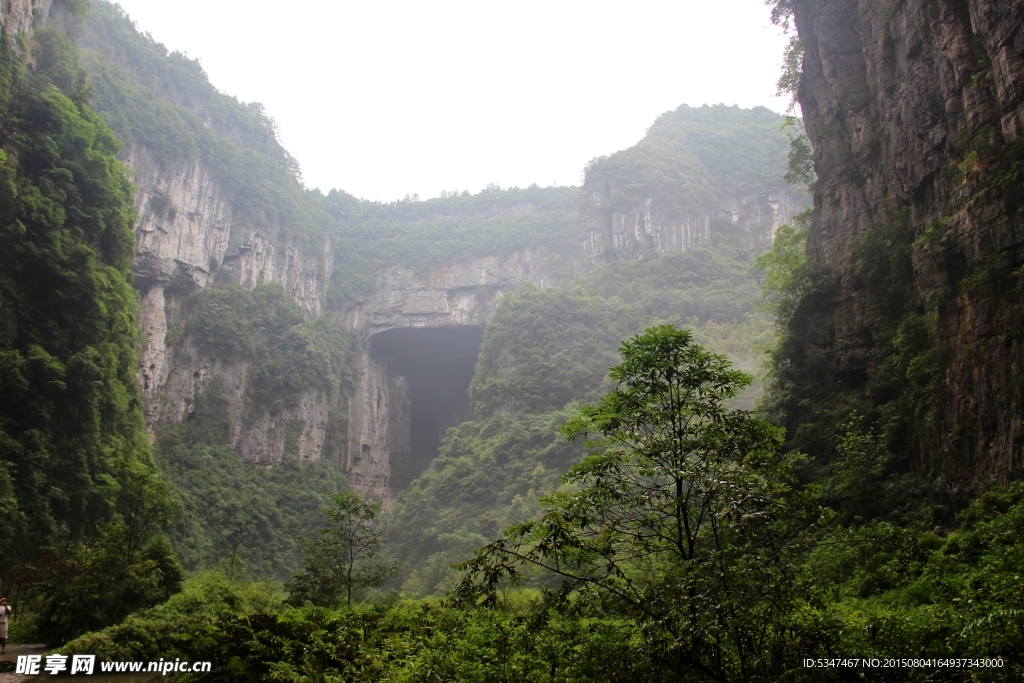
[113, 0, 790, 202]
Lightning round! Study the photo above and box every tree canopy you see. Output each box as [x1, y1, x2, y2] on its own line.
[456, 325, 825, 682]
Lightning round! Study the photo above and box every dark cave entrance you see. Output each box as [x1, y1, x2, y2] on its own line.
[370, 325, 484, 491]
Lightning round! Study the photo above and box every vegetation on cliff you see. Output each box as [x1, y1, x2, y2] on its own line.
[154, 378, 349, 582]
[324, 183, 581, 306]
[0, 15, 179, 641]
[583, 103, 791, 220]
[72, 0, 327, 242]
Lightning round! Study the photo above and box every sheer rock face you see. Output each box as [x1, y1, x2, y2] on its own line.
[342, 251, 572, 505]
[1, 0, 51, 40]
[129, 144, 332, 464]
[793, 0, 1024, 486]
[579, 185, 803, 262]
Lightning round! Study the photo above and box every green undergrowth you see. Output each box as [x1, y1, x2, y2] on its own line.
[154, 379, 348, 581]
[58, 483, 1024, 681]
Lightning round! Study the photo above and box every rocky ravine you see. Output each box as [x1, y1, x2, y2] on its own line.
[791, 0, 1024, 488]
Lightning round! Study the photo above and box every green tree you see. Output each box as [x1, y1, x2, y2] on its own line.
[288, 492, 398, 606]
[456, 325, 826, 682]
[755, 219, 810, 322]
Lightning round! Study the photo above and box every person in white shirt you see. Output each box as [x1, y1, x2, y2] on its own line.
[0, 597, 11, 654]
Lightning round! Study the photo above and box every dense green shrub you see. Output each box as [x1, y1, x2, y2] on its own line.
[61, 570, 280, 662]
[0, 23, 182, 642]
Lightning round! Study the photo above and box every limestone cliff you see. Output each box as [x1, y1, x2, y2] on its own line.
[580, 186, 802, 261]
[0, 0, 51, 41]
[788, 0, 1024, 489]
[44, 1, 337, 465]
[131, 148, 332, 464]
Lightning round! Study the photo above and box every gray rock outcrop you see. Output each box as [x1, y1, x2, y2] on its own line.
[129, 144, 333, 464]
[789, 0, 1024, 488]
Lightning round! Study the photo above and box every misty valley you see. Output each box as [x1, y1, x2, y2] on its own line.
[1, 0, 1024, 681]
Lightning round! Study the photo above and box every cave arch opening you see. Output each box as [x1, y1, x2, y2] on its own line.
[369, 325, 484, 492]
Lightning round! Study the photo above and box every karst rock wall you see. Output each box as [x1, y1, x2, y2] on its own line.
[792, 0, 1024, 486]
[0, 0, 51, 41]
[129, 143, 332, 464]
[580, 185, 803, 262]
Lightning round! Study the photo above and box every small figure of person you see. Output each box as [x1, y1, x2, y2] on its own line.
[0, 597, 11, 654]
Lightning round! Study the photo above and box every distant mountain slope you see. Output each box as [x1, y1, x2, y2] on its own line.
[580, 104, 803, 261]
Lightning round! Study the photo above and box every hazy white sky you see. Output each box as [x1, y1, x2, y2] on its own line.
[112, 0, 789, 202]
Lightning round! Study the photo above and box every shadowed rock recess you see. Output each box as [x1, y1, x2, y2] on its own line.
[369, 326, 484, 493]
[341, 253, 565, 504]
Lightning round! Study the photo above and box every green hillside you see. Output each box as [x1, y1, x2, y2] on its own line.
[584, 103, 791, 219]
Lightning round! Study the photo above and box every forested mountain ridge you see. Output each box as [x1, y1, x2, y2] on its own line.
[770, 0, 1024, 506]
[581, 103, 803, 260]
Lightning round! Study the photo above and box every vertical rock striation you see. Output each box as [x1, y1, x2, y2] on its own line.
[129, 144, 333, 463]
[580, 186, 802, 261]
[578, 104, 806, 262]
[791, 0, 1024, 488]
[0, 0, 51, 41]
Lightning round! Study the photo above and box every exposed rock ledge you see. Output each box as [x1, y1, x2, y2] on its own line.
[129, 145, 332, 464]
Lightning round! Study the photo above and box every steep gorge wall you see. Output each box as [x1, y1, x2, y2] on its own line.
[578, 104, 806, 262]
[580, 186, 802, 261]
[0, 0, 51, 40]
[37, 1, 338, 465]
[131, 146, 333, 463]
[791, 0, 1024, 488]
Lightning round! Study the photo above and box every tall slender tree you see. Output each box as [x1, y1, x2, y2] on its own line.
[288, 492, 397, 606]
